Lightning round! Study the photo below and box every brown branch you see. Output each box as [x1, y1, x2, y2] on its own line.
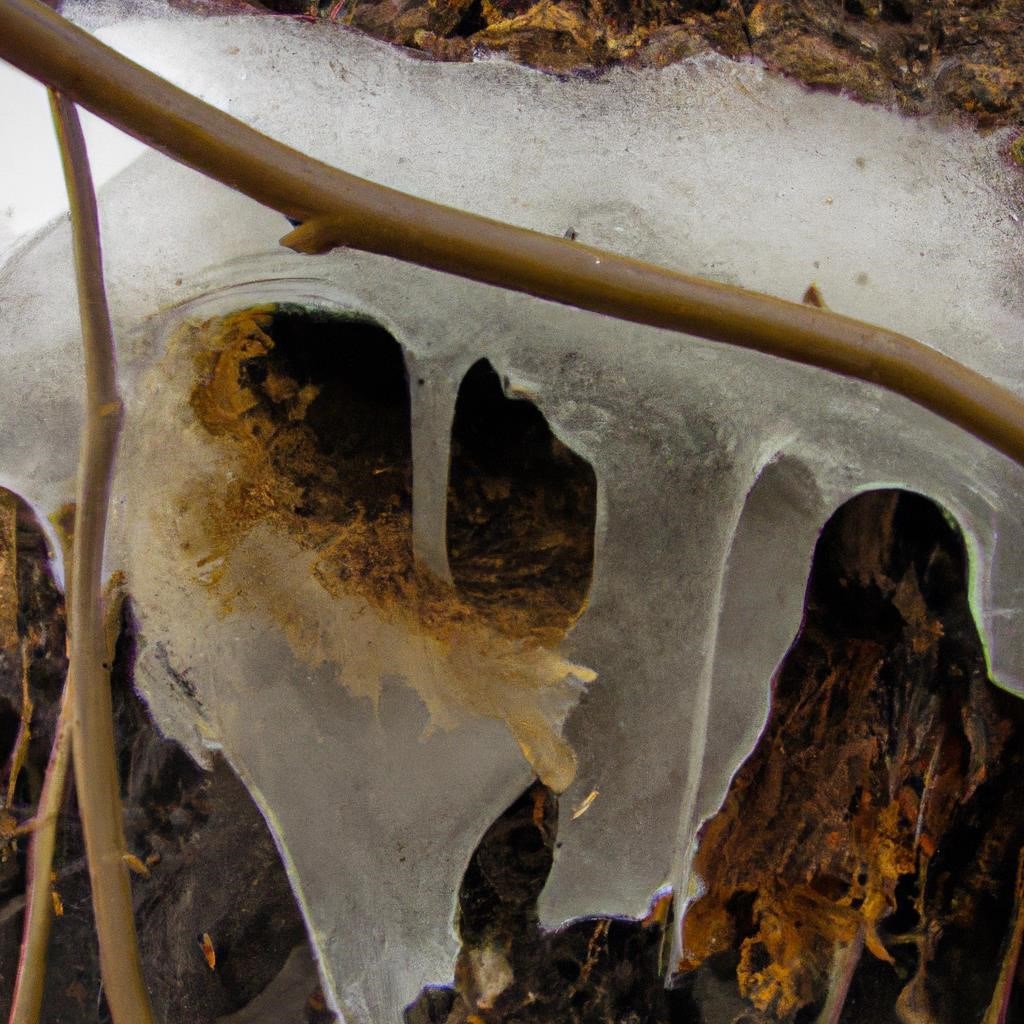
[48, 91, 156, 1024]
[1, 0, 1024, 466]
[4, 640, 34, 811]
[9, 506, 75, 1024]
[7, 668, 73, 1024]
[817, 925, 864, 1024]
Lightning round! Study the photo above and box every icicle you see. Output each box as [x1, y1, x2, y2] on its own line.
[408, 356, 457, 584]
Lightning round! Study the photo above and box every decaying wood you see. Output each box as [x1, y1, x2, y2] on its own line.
[679, 491, 1024, 1023]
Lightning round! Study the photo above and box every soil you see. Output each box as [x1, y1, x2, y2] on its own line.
[187, 306, 596, 646]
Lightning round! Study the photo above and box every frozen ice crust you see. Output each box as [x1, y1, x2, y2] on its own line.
[1, 10, 1023, 1021]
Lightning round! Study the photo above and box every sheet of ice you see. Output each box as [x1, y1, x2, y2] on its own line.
[1, 10, 1023, 1022]
[0, 62, 145, 260]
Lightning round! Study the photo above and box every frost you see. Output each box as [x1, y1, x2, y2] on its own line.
[1, 8, 1024, 1023]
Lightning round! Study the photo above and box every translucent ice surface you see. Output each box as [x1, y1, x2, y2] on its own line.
[1, 8, 1023, 1022]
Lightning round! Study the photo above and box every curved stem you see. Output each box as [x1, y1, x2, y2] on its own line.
[49, 91, 156, 1024]
[8, 670, 72, 1024]
[9, 506, 76, 1024]
[817, 925, 864, 1024]
[1, 0, 1024, 466]
[983, 848, 1024, 1024]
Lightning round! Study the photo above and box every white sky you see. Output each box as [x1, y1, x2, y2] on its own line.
[0, 62, 146, 259]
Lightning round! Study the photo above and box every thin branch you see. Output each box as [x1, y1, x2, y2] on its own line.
[7, 665, 73, 1024]
[1, 0, 1024, 466]
[4, 639, 34, 811]
[48, 91, 155, 1024]
[817, 925, 864, 1024]
[9, 505, 75, 1024]
[982, 847, 1024, 1024]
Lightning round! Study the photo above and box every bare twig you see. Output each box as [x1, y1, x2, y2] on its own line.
[982, 848, 1024, 1024]
[8, 665, 73, 1024]
[0, 494, 18, 651]
[4, 639, 34, 813]
[48, 91, 155, 1024]
[9, 506, 75, 1024]
[1, 0, 1024, 465]
[817, 925, 864, 1024]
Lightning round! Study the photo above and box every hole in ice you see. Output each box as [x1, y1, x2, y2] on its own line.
[171, 307, 595, 788]
[404, 779, 675, 1024]
[187, 310, 596, 645]
[0, 487, 66, 730]
[188, 305, 416, 608]
[677, 489, 1024, 1023]
[0, 489, 65, 678]
[0, 487, 67, 875]
[447, 358, 597, 644]
[408, 489, 1024, 1023]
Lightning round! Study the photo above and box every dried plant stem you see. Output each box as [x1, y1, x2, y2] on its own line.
[7, 675, 73, 1024]
[817, 925, 864, 1024]
[2, 0, 1024, 466]
[4, 640, 34, 810]
[982, 848, 1024, 1024]
[9, 509, 76, 1024]
[48, 90, 155, 1024]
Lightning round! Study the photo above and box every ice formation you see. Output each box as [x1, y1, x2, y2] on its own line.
[1, 7, 1023, 1022]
